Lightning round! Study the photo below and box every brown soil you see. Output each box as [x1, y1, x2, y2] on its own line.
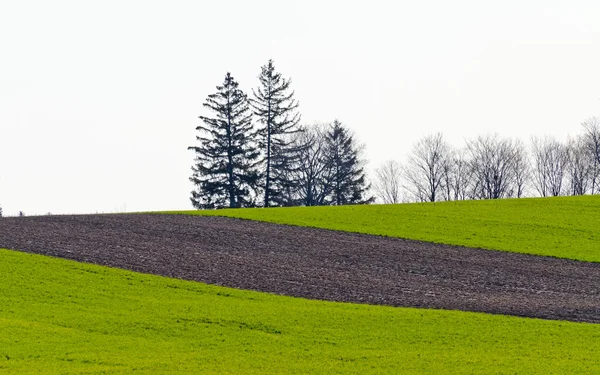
[0, 214, 598, 323]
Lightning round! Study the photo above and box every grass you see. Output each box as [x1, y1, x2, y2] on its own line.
[162, 195, 600, 263]
[1, 248, 599, 374]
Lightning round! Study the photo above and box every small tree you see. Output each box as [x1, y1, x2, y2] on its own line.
[251, 59, 301, 207]
[467, 134, 520, 199]
[566, 135, 594, 196]
[404, 133, 450, 202]
[581, 117, 600, 194]
[374, 160, 402, 204]
[531, 136, 568, 197]
[323, 120, 374, 205]
[188, 72, 260, 209]
[512, 139, 530, 198]
[290, 125, 334, 206]
[447, 148, 473, 201]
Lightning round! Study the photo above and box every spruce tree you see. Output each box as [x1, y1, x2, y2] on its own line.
[324, 120, 374, 205]
[188, 72, 259, 209]
[251, 59, 301, 207]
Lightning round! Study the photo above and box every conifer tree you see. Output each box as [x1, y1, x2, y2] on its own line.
[251, 59, 301, 207]
[323, 120, 374, 205]
[188, 72, 259, 209]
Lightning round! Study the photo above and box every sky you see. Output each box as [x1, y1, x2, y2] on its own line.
[1, 0, 599, 215]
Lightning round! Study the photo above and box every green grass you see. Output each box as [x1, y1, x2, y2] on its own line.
[1, 248, 599, 374]
[162, 195, 600, 263]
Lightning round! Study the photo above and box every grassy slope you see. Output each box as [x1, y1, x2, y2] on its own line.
[1, 249, 599, 374]
[163, 195, 600, 262]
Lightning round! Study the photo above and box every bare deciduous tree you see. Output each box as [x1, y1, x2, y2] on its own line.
[404, 133, 451, 202]
[467, 134, 520, 199]
[531, 136, 568, 197]
[512, 139, 530, 198]
[440, 146, 475, 201]
[290, 125, 334, 206]
[373, 160, 402, 204]
[566, 135, 593, 196]
[440, 147, 455, 201]
[581, 116, 600, 194]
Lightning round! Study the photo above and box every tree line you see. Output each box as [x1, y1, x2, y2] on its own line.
[374, 116, 600, 203]
[188, 60, 373, 209]
[190, 61, 600, 208]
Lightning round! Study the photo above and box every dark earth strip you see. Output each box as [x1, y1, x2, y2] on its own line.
[1, 214, 599, 323]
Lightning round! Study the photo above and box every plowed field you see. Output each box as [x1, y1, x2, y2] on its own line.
[1, 214, 598, 323]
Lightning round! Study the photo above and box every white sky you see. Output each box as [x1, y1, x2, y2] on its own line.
[1, 0, 599, 215]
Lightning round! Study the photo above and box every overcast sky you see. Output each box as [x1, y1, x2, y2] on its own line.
[1, 0, 599, 215]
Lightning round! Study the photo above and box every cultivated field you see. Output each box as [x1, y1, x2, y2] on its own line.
[164, 195, 600, 262]
[1, 249, 599, 374]
[0, 214, 598, 323]
[0, 196, 599, 373]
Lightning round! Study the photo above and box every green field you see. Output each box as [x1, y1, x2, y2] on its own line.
[1, 248, 599, 374]
[162, 195, 600, 263]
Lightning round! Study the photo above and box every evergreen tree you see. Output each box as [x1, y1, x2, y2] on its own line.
[251, 59, 301, 207]
[323, 120, 374, 205]
[188, 72, 259, 209]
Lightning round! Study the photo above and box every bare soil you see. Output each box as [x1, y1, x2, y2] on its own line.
[0, 214, 598, 323]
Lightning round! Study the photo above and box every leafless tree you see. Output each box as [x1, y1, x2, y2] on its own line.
[404, 133, 451, 202]
[440, 147, 455, 201]
[566, 135, 594, 196]
[466, 134, 521, 199]
[289, 125, 333, 206]
[512, 139, 530, 198]
[373, 160, 402, 204]
[451, 149, 473, 200]
[581, 116, 600, 194]
[439, 146, 474, 201]
[531, 136, 568, 197]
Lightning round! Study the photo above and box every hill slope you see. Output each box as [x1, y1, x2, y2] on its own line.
[1, 214, 598, 322]
[164, 195, 600, 262]
[1, 249, 599, 374]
